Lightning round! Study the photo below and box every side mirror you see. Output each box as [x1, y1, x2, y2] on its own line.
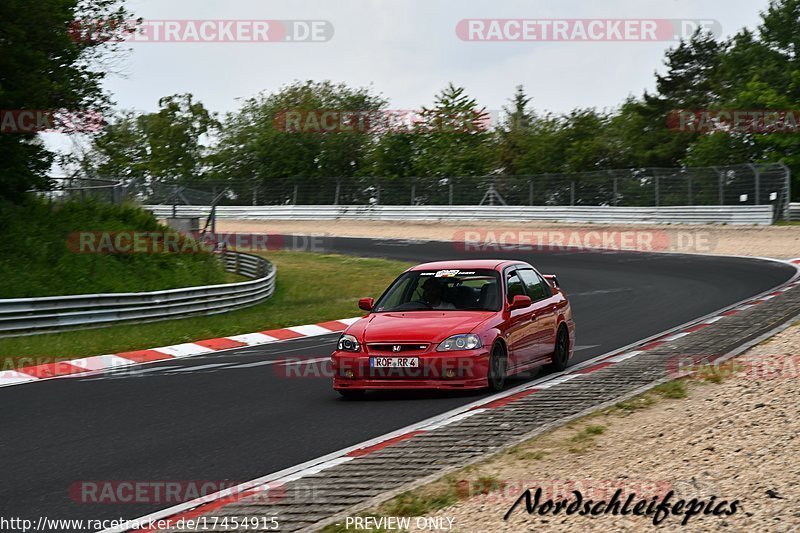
[358, 297, 374, 311]
[509, 295, 532, 310]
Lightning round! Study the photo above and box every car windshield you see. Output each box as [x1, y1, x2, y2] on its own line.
[373, 269, 502, 312]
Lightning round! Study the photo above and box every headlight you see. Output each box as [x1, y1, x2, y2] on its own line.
[338, 334, 361, 352]
[437, 334, 482, 352]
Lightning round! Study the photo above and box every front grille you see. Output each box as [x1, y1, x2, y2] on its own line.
[367, 343, 429, 353]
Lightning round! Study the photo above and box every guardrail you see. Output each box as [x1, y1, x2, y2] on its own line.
[0, 251, 275, 335]
[146, 204, 775, 225]
[791, 202, 800, 221]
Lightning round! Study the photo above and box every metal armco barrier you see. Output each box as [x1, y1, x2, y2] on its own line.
[0, 252, 275, 335]
[145, 204, 775, 225]
[791, 202, 800, 221]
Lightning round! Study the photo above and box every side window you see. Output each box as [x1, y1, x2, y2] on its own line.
[537, 272, 554, 297]
[378, 276, 412, 310]
[506, 271, 526, 303]
[518, 269, 550, 301]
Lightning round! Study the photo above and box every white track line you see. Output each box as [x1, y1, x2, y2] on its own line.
[227, 332, 278, 345]
[606, 350, 644, 363]
[152, 343, 215, 358]
[0, 370, 36, 386]
[288, 324, 334, 336]
[70, 355, 136, 371]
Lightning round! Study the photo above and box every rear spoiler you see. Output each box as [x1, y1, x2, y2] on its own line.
[543, 274, 560, 289]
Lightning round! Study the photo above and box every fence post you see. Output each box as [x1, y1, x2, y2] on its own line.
[293, 184, 298, 205]
[612, 174, 618, 207]
[252, 185, 257, 206]
[570, 181, 575, 206]
[749, 163, 761, 205]
[449, 181, 453, 206]
[687, 173, 693, 205]
[211, 186, 217, 234]
[410, 182, 416, 205]
[334, 180, 341, 205]
[779, 162, 792, 220]
[528, 179, 533, 206]
[655, 176, 660, 207]
[376, 184, 381, 205]
[713, 166, 724, 205]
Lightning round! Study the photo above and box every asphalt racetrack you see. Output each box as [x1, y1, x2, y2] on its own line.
[1, 236, 795, 528]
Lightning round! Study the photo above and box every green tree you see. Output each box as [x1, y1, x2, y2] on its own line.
[364, 131, 418, 179]
[684, 0, 800, 197]
[614, 30, 722, 168]
[495, 85, 534, 175]
[0, 0, 136, 201]
[80, 94, 219, 187]
[412, 83, 493, 177]
[211, 80, 386, 202]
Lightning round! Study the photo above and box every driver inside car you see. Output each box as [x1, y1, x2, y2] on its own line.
[420, 277, 456, 310]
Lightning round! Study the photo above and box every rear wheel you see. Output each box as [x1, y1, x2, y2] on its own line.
[547, 326, 569, 373]
[337, 389, 365, 400]
[487, 343, 507, 392]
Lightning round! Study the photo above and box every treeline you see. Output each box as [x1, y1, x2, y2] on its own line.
[2, 0, 799, 202]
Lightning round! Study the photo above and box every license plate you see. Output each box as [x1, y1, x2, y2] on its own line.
[370, 357, 420, 368]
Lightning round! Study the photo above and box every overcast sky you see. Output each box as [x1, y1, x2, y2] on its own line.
[47, 0, 772, 159]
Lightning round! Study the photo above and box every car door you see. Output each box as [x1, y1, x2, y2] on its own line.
[517, 268, 557, 363]
[504, 268, 536, 369]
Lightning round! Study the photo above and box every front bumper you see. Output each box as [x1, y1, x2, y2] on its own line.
[332, 349, 490, 391]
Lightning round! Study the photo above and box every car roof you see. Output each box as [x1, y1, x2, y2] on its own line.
[408, 259, 527, 271]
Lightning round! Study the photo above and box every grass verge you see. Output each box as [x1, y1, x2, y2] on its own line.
[0, 251, 411, 368]
[0, 198, 228, 298]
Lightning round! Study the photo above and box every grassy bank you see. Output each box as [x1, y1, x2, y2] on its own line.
[0, 251, 411, 368]
[0, 198, 227, 298]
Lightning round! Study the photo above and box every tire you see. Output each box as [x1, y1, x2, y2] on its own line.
[547, 326, 569, 373]
[337, 389, 366, 400]
[487, 343, 507, 392]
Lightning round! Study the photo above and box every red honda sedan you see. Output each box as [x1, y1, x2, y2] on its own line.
[332, 260, 575, 398]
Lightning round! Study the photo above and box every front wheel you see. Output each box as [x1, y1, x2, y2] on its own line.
[487, 344, 507, 392]
[547, 327, 569, 373]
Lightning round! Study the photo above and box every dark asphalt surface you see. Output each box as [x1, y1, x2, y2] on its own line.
[0, 237, 794, 529]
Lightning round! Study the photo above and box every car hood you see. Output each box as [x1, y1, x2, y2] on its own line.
[349, 311, 494, 344]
